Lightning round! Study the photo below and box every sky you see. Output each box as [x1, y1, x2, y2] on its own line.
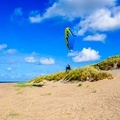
[0, 0, 120, 82]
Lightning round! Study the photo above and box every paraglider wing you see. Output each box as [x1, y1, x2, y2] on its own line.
[65, 27, 75, 51]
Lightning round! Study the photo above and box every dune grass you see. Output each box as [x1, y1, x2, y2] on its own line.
[93, 55, 120, 70]
[29, 66, 113, 83]
[63, 66, 112, 82]
[29, 71, 68, 83]
[29, 55, 120, 83]
[9, 112, 20, 117]
[16, 82, 33, 88]
[16, 82, 44, 89]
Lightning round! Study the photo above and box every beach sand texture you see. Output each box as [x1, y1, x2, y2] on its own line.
[0, 69, 120, 120]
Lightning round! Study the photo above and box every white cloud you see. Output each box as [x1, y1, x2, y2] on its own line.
[29, 15, 41, 23]
[83, 33, 106, 42]
[24, 57, 36, 63]
[12, 0, 120, 37]
[29, 0, 116, 23]
[4, 49, 17, 54]
[77, 7, 120, 35]
[0, 44, 7, 50]
[39, 58, 55, 64]
[29, 10, 42, 23]
[6, 68, 12, 71]
[31, 52, 38, 56]
[73, 47, 100, 62]
[68, 51, 79, 56]
[27, 0, 120, 41]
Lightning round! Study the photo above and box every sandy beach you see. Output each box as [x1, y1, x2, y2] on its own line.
[0, 69, 120, 120]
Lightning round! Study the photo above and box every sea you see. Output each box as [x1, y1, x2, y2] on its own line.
[0, 80, 27, 83]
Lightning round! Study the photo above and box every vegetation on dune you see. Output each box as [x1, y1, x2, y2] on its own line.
[16, 82, 32, 87]
[29, 55, 120, 83]
[30, 71, 68, 83]
[30, 66, 113, 83]
[64, 66, 112, 82]
[93, 55, 120, 70]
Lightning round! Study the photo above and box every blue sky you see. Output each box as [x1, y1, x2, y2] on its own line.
[0, 0, 120, 81]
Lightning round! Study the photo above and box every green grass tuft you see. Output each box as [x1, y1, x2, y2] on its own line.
[8, 111, 20, 117]
[16, 82, 33, 88]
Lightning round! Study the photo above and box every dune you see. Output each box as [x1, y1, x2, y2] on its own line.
[0, 69, 120, 120]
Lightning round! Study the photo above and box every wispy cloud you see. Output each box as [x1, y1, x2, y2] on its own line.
[13, 7, 23, 16]
[39, 57, 55, 64]
[11, 7, 23, 19]
[83, 33, 106, 42]
[27, 0, 120, 43]
[24, 57, 36, 63]
[0, 74, 34, 81]
[72, 47, 100, 62]
[28, 0, 116, 23]
[29, 10, 42, 23]
[68, 51, 79, 56]
[0, 44, 7, 50]
[13, 0, 119, 37]
[11, 7, 27, 25]
[4, 49, 17, 54]
[6, 67, 12, 71]
[31, 52, 38, 56]
[6, 59, 16, 64]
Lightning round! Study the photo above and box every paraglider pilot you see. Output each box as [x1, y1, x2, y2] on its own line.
[66, 64, 71, 72]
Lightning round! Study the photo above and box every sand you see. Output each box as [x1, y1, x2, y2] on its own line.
[0, 69, 120, 120]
